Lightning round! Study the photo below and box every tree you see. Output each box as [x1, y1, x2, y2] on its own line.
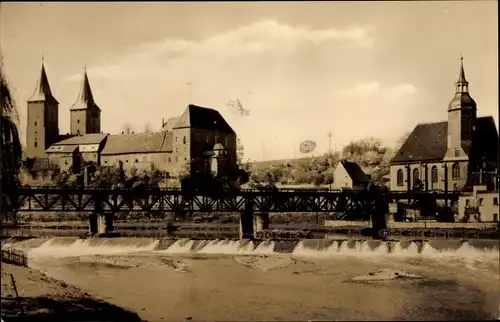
[143, 122, 152, 133]
[236, 137, 244, 166]
[1, 56, 23, 220]
[122, 123, 135, 135]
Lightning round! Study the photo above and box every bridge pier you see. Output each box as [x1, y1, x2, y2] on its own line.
[89, 213, 114, 235]
[253, 213, 270, 234]
[239, 207, 254, 239]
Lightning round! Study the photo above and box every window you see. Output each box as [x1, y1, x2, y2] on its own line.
[452, 162, 460, 179]
[454, 149, 460, 157]
[166, 172, 170, 178]
[126, 159, 129, 163]
[397, 169, 404, 186]
[77, 130, 80, 135]
[168, 157, 171, 163]
[34, 141, 38, 148]
[65, 160, 68, 165]
[431, 166, 438, 184]
[478, 198, 483, 206]
[34, 121, 37, 126]
[494, 214, 498, 223]
[175, 147, 178, 152]
[77, 119, 80, 124]
[412, 168, 419, 182]
[175, 136, 178, 142]
[183, 136, 187, 144]
[135, 159, 138, 163]
[494, 197, 498, 206]
[104, 160, 108, 164]
[185, 157, 187, 161]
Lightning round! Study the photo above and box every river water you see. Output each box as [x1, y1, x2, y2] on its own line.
[5, 237, 500, 321]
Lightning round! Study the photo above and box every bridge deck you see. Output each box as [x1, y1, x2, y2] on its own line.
[2, 187, 459, 214]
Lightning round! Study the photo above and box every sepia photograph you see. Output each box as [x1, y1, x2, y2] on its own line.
[0, 1, 498, 321]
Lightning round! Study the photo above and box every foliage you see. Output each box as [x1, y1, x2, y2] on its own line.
[1, 56, 23, 208]
[247, 137, 399, 187]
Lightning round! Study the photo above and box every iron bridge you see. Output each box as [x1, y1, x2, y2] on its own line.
[2, 187, 460, 214]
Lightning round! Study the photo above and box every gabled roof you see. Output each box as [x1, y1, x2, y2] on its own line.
[28, 61, 58, 104]
[46, 145, 78, 154]
[101, 131, 172, 155]
[70, 68, 100, 111]
[340, 161, 370, 183]
[391, 116, 498, 164]
[391, 121, 448, 163]
[54, 133, 108, 146]
[173, 104, 235, 133]
[162, 116, 181, 132]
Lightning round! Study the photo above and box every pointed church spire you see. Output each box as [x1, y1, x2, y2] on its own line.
[70, 66, 99, 111]
[28, 58, 59, 103]
[457, 54, 468, 84]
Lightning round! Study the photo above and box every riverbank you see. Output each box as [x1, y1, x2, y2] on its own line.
[11, 236, 500, 321]
[1, 262, 141, 321]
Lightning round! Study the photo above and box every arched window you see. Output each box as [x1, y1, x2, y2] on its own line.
[183, 136, 187, 144]
[412, 168, 419, 183]
[452, 162, 460, 179]
[431, 166, 438, 184]
[493, 197, 498, 206]
[397, 169, 404, 186]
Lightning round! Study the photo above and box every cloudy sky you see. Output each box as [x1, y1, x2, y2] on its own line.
[1, 1, 497, 161]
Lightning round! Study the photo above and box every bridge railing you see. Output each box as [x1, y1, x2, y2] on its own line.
[1, 248, 28, 267]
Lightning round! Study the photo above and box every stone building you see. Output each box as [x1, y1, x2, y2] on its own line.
[390, 57, 499, 192]
[25, 59, 237, 178]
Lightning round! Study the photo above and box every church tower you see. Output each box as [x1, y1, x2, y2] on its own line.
[26, 58, 60, 159]
[443, 56, 477, 161]
[70, 67, 101, 135]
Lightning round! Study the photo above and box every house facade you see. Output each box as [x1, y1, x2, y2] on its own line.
[332, 161, 370, 190]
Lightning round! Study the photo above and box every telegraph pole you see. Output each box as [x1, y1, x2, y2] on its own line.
[327, 129, 333, 155]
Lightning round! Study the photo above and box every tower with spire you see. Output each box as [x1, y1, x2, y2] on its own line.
[443, 55, 477, 162]
[70, 66, 101, 135]
[26, 58, 60, 158]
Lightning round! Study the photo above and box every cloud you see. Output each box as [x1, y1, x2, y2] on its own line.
[337, 81, 381, 98]
[64, 20, 375, 82]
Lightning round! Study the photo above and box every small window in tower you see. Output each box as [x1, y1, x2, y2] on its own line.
[183, 136, 187, 144]
[168, 157, 171, 163]
[126, 159, 129, 163]
[77, 119, 80, 124]
[135, 159, 138, 163]
[185, 157, 187, 161]
[65, 160, 68, 165]
[34, 121, 37, 126]
[34, 141, 38, 148]
[494, 197, 498, 206]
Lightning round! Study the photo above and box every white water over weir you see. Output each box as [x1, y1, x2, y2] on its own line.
[3, 237, 498, 260]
